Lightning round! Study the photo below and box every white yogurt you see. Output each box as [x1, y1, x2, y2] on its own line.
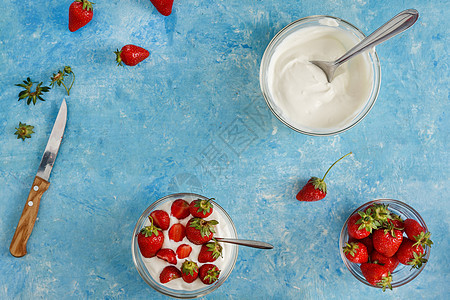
[267, 22, 374, 131]
[141, 199, 234, 291]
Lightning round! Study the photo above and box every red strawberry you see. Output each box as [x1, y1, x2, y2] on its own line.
[395, 238, 427, 269]
[404, 218, 433, 247]
[160, 266, 181, 284]
[359, 236, 374, 254]
[156, 248, 177, 265]
[150, 210, 170, 230]
[181, 260, 199, 283]
[115, 45, 150, 67]
[296, 152, 352, 202]
[199, 264, 221, 285]
[170, 199, 191, 219]
[370, 250, 399, 273]
[68, 0, 94, 32]
[189, 198, 214, 218]
[137, 217, 164, 258]
[347, 211, 379, 239]
[342, 242, 368, 263]
[360, 263, 392, 291]
[372, 225, 403, 257]
[176, 244, 192, 259]
[388, 218, 405, 231]
[150, 0, 174, 16]
[186, 217, 218, 245]
[198, 239, 223, 263]
[169, 223, 186, 242]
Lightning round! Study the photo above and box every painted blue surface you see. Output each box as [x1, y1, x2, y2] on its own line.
[0, 0, 448, 299]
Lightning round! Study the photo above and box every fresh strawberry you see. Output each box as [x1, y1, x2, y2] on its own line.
[349, 235, 373, 254]
[404, 218, 433, 247]
[360, 263, 392, 291]
[115, 45, 150, 67]
[181, 260, 199, 283]
[150, 0, 174, 16]
[343, 242, 368, 263]
[170, 199, 191, 219]
[150, 210, 170, 230]
[372, 224, 403, 257]
[364, 203, 392, 223]
[189, 198, 214, 218]
[156, 248, 177, 265]
[186, 217, 218, 245]
[169, 223, 186, 242]
[370, 250, 399, 273]
[198, 239, 223, 263]
[296, 152, 352, 202]
[68, 0, 94, 32]
[388, 218, 405, 231]
[176, 244, 192, 259]
[395, 238, 427, 269]
[347, 211, 380, 239]
[137, 216, 164, 258]
[199, 264, 221, 285]
[160, 266, 181, 284]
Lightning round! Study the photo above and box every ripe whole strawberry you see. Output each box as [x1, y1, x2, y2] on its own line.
[189, 198, 214, 218]
[360, 263, 392, 291]
[372, 226, 403, 258]
[342, 242, 368, 263]
[404, 218, 433, 247]
[137, 217, 164, 258]
[347, 212, 378, 239]
[181, 260, 199, 283]
[115, 45, 150, 67]
[370, 250, 399, 273]
[395, 238, 427, 269]
[69, 0, 94, 32]
[296, 152, 352, 202]
[150, 210, 170, 230]
[150, 0, 174, 16]
[160, 266, 181, 284]
[198, 239, 223, 263]
[186, 217, 218, 245]
[199, 264, 221, 285]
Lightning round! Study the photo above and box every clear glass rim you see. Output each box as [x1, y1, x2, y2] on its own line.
[260, 15, 382, 136]
[339, 198, 430, 289]
[131, 192, 239, 299]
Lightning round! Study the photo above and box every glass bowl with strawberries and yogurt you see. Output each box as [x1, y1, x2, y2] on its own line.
[339, 199, 431, 291]
[132, 193, 238, 298]
[260, 15, 381, 136]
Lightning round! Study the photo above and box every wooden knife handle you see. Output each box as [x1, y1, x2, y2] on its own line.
[10, 176, 50, 257]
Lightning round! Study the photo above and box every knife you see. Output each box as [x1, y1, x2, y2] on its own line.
[10, 99, 67, 257]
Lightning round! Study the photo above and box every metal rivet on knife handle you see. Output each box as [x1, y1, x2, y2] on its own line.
[9, 176, 50, 257]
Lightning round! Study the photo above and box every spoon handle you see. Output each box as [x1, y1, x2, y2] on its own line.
[215, 238, 274, 249]
[335, 9, 419, 66]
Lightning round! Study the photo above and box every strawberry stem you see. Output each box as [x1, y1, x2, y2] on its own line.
[321, 152, 352, 181]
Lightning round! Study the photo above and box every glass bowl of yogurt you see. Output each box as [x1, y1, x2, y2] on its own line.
[131, 193, 238, 298]
[260, 16, 381, 136]
[339, 199, 431, 290]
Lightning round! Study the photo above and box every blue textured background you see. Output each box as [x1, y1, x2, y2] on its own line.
[0, 0, 448, 299]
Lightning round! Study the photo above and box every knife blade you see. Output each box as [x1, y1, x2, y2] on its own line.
[10, 99, 67, 257]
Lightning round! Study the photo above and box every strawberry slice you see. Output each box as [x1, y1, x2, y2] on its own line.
[171, 199, 190, 219]
[169, 223, 186, 242]
[150, 210, 170, 230]
[176, 244, 192, 259]
[160, 266, 181, 284]
[156, 248, 177, 265]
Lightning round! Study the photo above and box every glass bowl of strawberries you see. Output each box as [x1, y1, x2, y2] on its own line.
[339, 199, 432, 291]
[131, 193, 239, 298]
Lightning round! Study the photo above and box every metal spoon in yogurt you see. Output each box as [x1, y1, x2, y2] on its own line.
[215, 238, 274, 249]
[310, 9, 419, 83]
